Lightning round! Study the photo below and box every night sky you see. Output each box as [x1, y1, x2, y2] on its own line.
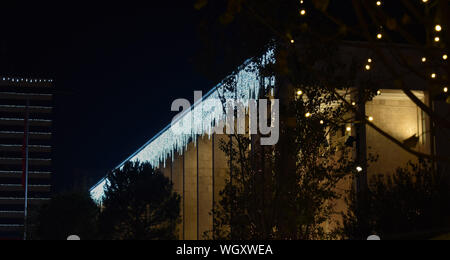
[0, 1, 220, 190]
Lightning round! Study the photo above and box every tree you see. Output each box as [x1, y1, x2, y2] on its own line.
[343, 160, 450, 240]
[209, 63, 360, 239]
[33, 192, 99, 240]
[98, 161, 181, 240]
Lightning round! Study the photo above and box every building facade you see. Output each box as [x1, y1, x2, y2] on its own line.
[0, 77, 53, 240]
[90, 46, 433, 240]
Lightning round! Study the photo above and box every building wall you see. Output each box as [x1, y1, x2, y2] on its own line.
[197, 135, 213, 239]
[0, 77, 54, 240]
[366, 90, 429, 177]
[158, 134, 230, 240]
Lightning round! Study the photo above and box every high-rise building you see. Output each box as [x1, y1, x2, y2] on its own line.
[0, 77, 53, 240]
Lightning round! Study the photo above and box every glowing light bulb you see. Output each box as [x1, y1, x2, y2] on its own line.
[368, 58, 372, 63]
[443, 54, 448, 60]
[444, 87, 449, 93]
[346, 126, 352, 132]
[376, 1, 382, 6]
[300, 9, 306, 16]
[435, 37, 440, 42]
[377, 33, 383, 39]
[296, 90, 303, 96]
[377, 90, 382, 95]
[368, 116, 374, 122]
[435, 25, 442, 32]
[305, 112, 312, 118]
[356, 166, 363, 173]
[365, 64, 371, 71]
[320, 120, 324, 125]
[422, 57, 427, 63]
[431, 73, 437, 79]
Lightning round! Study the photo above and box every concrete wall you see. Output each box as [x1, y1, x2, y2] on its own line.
[171, 151, 184, 240]
[197, 136, 213, 239]
[161, 134, 229, 240]
[366, 90, 429, 177]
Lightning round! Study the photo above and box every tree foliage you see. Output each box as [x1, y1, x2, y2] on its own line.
[343, 161, 450, 240]
[34, 192, 99, 240]
[209, 72, 359, 240]
[99, 161, 181, 240]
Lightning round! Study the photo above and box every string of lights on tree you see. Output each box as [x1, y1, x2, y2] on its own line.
[294, 0, 449, 121]
[289, 0, 449, 171]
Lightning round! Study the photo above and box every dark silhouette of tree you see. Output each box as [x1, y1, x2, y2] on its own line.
[343, 161, 450, 240]
[98, 162, 180, 240]
[33, 192, 99, 240]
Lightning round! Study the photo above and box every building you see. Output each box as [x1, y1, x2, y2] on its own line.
[0, 77, 53, 240]
[90, 45, 435, 240]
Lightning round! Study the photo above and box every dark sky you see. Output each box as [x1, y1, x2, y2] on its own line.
[0, 1, 217, 190]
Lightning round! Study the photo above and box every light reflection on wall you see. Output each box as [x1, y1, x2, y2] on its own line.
[366, 89, 428, 176]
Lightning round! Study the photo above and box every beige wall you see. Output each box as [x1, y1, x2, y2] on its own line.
[197, 136, 213, 239]
[162, 134, 229, 240]
[184, 142, 198, 240]
[171, 151, 184, 240]
[366, 90, 429, 177]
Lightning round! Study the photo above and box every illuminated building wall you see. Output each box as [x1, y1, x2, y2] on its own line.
[0, 77, 53, 240]
[90, 48, 433, 240]
[366, 90, 431, 176]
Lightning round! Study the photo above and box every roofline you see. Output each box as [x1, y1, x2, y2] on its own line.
[89, 54, 264, 193]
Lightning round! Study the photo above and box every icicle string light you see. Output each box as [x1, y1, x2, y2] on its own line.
[90, 49, 275, 203]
